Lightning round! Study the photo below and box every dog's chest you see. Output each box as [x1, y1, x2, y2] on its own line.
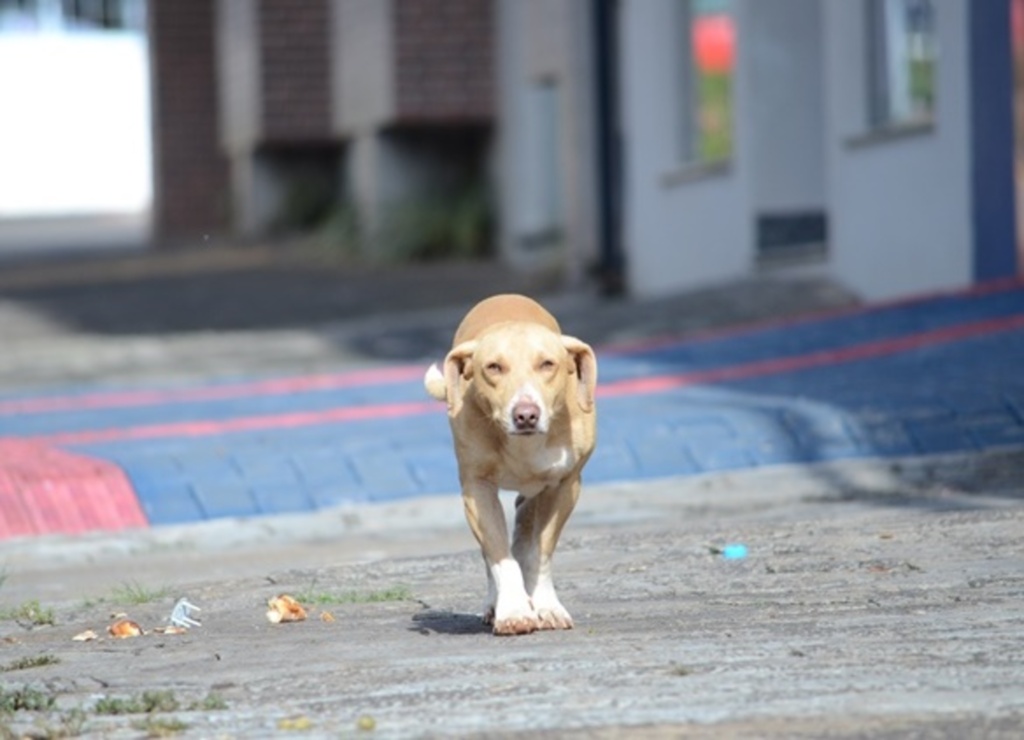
[497, 441, 575, 496]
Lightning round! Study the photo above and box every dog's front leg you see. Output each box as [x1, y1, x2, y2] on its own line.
[512, 475, 580, 630]
[462, 480, 539, 635]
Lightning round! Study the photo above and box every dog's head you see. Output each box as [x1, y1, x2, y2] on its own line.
[440, 322, 596, 434]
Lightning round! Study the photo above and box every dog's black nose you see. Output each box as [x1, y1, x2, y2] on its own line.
[513, 400, 541, 431]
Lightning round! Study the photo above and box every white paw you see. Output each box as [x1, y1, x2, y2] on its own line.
[492, 584, 539, 635]
[486, 558, 539, 635]
[493, 598, 539, 636]
[532, 586, 573, 631]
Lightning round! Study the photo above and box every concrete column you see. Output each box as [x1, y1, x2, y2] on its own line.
[345, 131, 383, 254]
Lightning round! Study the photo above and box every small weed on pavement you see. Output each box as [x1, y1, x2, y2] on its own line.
[296, 582, 413, 605]
[109, 582, 172, 606]
[93, 690, 180, 716]
[0, 687, 225, 738]
[0, 600, 55, 627]
[0, 686, 56, 713]
[189, 693, 227, 711]
[1, 654, 60, 673]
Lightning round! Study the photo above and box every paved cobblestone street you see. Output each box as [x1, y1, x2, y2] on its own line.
[0, 267, 1022, 534]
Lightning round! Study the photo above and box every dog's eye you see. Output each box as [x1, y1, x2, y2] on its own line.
[538, 359, 557, 372]
[485, 361, 504, 375]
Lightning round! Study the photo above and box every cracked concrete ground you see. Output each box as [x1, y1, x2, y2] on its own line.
[1, 449, 1022, 738]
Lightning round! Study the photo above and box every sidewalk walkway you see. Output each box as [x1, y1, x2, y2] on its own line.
[2, 277, 1023, 539]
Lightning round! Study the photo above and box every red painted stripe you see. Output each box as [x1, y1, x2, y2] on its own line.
[600, 312, 1024, 397]
[0, 365, 425, 416]
[32, 312, 1024, 447]
[41, 400, 443, 446]
[603, 275, 1024, 356]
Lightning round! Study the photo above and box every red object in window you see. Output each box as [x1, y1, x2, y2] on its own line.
[693, 14, 735, 74]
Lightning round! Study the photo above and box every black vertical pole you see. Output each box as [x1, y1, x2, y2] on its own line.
[593, 0, 626, 295]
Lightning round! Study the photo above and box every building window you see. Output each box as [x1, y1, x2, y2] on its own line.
[0, 0, 144, 32]
[677, 0, 735, 165]
[867, 0, 937, 129]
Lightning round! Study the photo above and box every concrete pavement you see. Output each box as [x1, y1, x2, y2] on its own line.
[1, 450, 1022, 738]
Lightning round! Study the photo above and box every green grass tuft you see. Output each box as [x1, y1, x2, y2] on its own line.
[109, 582, 171, 606]
[188, 693, 227, 711]
[0, 686, 57, 713]
[296, 584, 413, 606]
[1, 654, 60, 672]
[94, 691, 179, 716]
[0, 600, 55, 627]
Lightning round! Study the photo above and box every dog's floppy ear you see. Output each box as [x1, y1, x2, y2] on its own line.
[443, 340, 477, 416]
[561, 336, 597, 412]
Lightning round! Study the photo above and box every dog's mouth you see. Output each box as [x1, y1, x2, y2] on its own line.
[508, 428, 544, 436]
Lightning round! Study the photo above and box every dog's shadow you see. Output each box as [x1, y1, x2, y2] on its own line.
[409, 608, 491, 636]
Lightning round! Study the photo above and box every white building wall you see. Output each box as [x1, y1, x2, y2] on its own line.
[620, 0, 975, 300]
[622, 0, 752, 297]
[823, 0, 973, 300]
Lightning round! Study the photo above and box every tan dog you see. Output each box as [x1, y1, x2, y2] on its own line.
[425, 294, 597, 635]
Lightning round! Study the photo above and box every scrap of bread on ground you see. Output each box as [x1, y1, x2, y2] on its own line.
[266, 594, 307, 623]
[108, 619, 144, 638]
[152, 625, 189, 635]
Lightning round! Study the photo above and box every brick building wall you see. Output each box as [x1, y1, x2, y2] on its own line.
[149, 0, 496, 242]
[259, 0, 333, 142]
[392, 0, 495, 123]
[149, 0, 230, 242]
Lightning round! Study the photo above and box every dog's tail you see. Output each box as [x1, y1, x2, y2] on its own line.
[424, 363, 447, 401]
